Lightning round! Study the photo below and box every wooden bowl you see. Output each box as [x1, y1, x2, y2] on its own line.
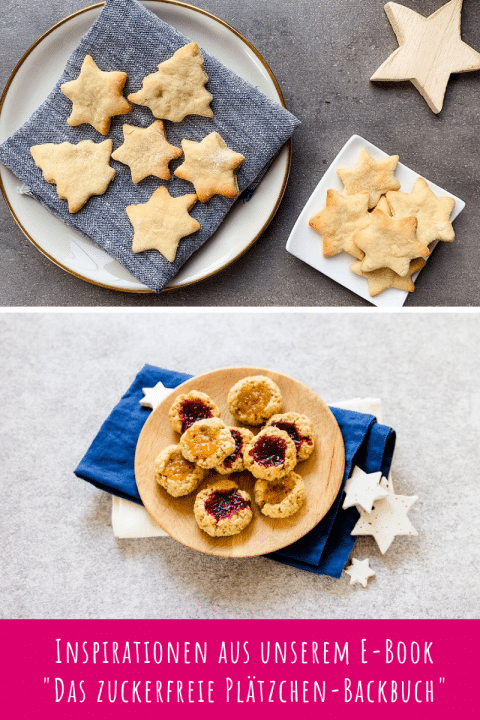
[135, 367, 345, 557]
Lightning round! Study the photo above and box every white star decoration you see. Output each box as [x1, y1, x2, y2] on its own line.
[345, 558, 376, 587]
[140, 381, 171, 410]
[351, 480, 418, 554]
[343, 466, 389, 513]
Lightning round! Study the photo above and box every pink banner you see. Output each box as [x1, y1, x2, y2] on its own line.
[1, 620, 478, 719]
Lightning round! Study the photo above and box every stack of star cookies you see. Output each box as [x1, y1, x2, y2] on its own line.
[309, 148, 456, 296]
[154, 376, 316, 538]
[30, 44, 245, 264]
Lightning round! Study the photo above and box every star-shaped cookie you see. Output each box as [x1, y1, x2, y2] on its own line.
[353, 208, 429, 277]
[174, 131, 245, 203]
[126, 186, 200, 262]
[309, 189, 370, 259]
[337, 148, 401, 208]
[386, 178, 456, 245]
[61, 55, 131, 135]
[371, 0, 480, 113]
[128, 42, 213, 122]
[345, 558, 376, 587]
[350, 257, 427, 296]
[351, 486, 418, 554]
[342, 466, 389, 513]
[30, 139, 115, 213]
[111, 121, 183, 183]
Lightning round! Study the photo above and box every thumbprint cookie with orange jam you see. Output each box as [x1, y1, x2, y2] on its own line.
[227, 375, 282, 426]
[154, 444, 206, 497]
[179, 417, 235, 469]
[254, 471, 305, 519]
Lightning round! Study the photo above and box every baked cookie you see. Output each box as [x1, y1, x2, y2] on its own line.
[194, 478, 253, 537]
[254, 471, 305, 519]
[353, 208, 429, 277]
[30, 139, 115, 213]
[174, 132, 245, 203]
[266, 412, 315, 461]
[179, 417, 235, 469]
[215, 427, 255, 474]
[309, 189, 369, 259]
[126, 186, 200, 262]
[337, 148, 401, 209]
[128, 42, 213, 122]
[350, 257, 427, 296]
[61, 55, 131, 135]
[154, 444, 206, 497]
[111, 121, 182, 183]
[386, 177, 456, 245]
[169, 390, 221, 434]
[243, 426, 297, 482]
[227, 375, 282, 426]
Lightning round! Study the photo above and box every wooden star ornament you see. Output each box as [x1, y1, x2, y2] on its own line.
[126, 186, 200, 262]
[371, 0, 480, 113]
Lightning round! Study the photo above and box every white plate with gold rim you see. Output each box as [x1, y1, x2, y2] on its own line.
[0, 0, 291, 293]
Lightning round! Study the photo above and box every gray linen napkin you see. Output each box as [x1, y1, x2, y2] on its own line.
[0, 0, 300, 292]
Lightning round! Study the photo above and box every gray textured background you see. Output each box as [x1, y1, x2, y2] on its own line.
[1, 311, 479, 619]
[1, 0, 480, 306]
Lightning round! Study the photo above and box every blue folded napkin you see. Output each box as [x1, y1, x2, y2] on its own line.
[75, 365, 396, 578]
[0, 0, 300, 292]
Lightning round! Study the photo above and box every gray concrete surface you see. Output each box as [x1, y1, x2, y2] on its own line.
[1, 0, 480, 306]
[1, 311, 479, 618]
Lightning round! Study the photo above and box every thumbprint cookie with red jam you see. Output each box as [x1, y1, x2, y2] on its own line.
[266, 412, 315, 462]
[169, 390, 220, 434]
[194, 478, 253, 537]
[179, 417, 235, 469]
[215, 427, 254, 474]
[154, 444, 206, 497]
[227, 375, 282, 426]
[243, 425, 297, 482]
[254, 471, 306, 519]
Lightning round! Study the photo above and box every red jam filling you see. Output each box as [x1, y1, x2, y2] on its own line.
[249, 435, 286, 467]
[223, 429, 243, 469]
[270, 421, 313, 453]
[204, 488, 251, 521]
[179, 399, 212, 433]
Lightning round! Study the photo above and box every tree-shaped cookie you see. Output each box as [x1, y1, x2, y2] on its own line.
[128, 42, 213, 122]
[126, 186, 200, 262]
[386, 178, 456, 245]
[337, 148, 400, 209]
[30, 139, 115, 213]
[309, 189, 370, 259]
[174, 132, 245, 202]
[353, 208, 430, 277]
[111, 121, 183, 183]
[61, 55, 131, 135]
[371, 0, 480, 114]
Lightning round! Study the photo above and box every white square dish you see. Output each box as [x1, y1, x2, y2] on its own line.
[286, 134, 465, 307]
